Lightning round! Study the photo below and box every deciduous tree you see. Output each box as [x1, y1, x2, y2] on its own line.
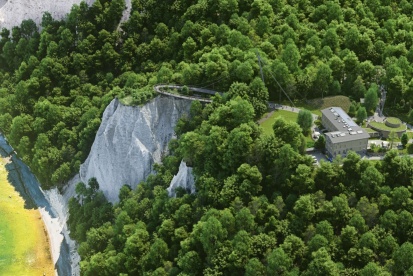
[297, 109, 313, 136]
[364, 84, 379, 114]
[356, 106, 367, 124]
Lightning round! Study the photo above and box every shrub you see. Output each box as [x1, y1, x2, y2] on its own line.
[407, 143, 413, 154]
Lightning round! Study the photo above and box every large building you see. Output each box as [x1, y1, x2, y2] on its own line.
[321, 107, 370, 158]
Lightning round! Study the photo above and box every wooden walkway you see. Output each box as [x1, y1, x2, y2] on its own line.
[154, 84, 217, 103]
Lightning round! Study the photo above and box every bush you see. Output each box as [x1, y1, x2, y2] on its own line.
[407, 143, 413, 154]
[181, 85, 189, 95]
[314, 119, 323, 128]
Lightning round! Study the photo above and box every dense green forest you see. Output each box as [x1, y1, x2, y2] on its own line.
[2, 0, 413, 187]
[2, 0, 413, 274]
[72, 107, 413, 275]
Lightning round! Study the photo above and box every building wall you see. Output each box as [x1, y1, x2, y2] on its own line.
[322, 114, 338, 132]
[326, 137, 368, 157]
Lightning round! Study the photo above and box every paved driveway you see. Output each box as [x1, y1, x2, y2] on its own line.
[307, 150, 328, 166]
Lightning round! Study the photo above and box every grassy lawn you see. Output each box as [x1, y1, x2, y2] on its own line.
[0, 159, 54, 275]
[294, 95, 352, 116]
[260, 109, 299, 135]
[364, 127, 378, 133]
[260, 109, 315, 147]
[369, 121, 407, 132]
[386, 117, 402, 125]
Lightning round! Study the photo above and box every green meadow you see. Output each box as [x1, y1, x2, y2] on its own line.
[260, 109, 315, 147]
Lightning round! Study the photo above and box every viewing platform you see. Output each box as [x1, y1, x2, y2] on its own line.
[154, 84, 221, 103]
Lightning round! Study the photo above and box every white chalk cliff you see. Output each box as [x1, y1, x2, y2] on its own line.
[0, 0, 94, 30]
[53, 96, 193, 274]
[168, 161, 195, 197]
[0, 0, 132, 30]
[78, 96, 192, 202]
[44, 186, 80, 275]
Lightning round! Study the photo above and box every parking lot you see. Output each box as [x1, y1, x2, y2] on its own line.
[307, 150, 328, 165]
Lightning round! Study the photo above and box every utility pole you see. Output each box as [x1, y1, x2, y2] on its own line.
[256, 50, 294, 106]
[256, 51, 265, 85]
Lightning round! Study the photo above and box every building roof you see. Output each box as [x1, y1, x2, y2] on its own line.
[321, 107, 357, 130]
[322, 107, 370, 144]
[325, 130, 370, 144]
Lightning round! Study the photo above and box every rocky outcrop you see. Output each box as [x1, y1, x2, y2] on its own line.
[167, 161, 195, 197]
[78, 96, 192, 202]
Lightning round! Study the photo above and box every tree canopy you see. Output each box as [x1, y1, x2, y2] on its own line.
[1, 0, 413, 187]
[297, 109, 313, 136]
[1, 0, 413, 275]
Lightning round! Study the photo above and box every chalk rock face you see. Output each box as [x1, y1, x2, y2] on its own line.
[79, 96, 192, 202]
[167, 161, 195, 197]
[120, 0, 132, 25]
[0, 0, 95, 30]
[44, 185, 80, 275]
[0, 0, 134, 30]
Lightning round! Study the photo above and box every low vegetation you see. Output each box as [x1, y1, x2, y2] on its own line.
[369, 121, 407, 132]
[260, 109, 300, 135]
[297, 96, 352, 116]
[363, 127, 377, 133]
[385, 117, 402, 126]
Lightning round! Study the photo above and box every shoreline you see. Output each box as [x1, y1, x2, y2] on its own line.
[0, 134, 77, 275]
[39, 206, 64, 270]
[0, 159, 55, 275]
[44, 185, 80, 276]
